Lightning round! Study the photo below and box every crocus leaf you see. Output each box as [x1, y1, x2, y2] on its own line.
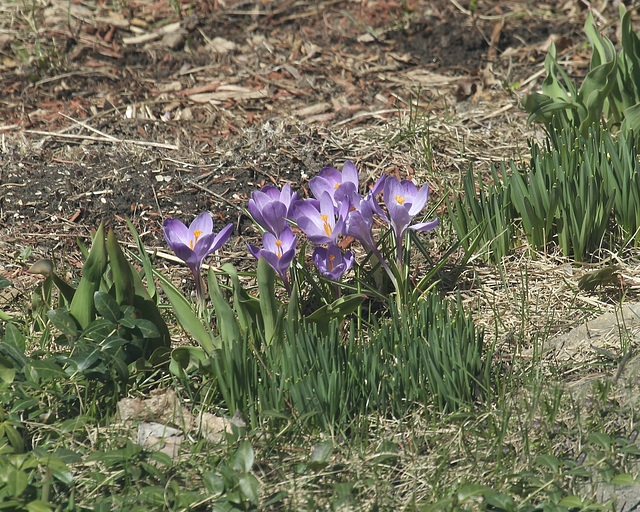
[221, 263, 252, 333]
[208, 268, 240, 346]
[159, 279, 216, 353]
[305, 294, 366, 334]
[257, 257, 279, 344]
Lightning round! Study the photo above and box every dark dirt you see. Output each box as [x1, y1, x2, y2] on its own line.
[0, 0, 623, 303]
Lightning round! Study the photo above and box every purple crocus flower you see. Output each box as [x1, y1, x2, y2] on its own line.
[382, 176, 438, 265]
[247, 183, 298, 236]
[248, 226, 297, 293]
[163, 213, 233, 304]
[292, 192, 348, 245]
[309, 161, 360, 205]
[313, 244, 354, 281]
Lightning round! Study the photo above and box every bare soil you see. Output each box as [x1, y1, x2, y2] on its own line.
[0, 0, 630, 338]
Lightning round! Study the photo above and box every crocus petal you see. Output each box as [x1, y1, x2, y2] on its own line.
[250, 228, 297, 278]
[247, 243, 261, 260]
[370, 173, 386, 196]
[163, 218, 191, 250]
[189, 212, 214, 238]
[342, 161, 359, 187]
[210, 223, 234, 252]
[407, 183, 430, 216]
[407, 218, 439, 232]
[313, 244, 353, 280]
[345, 210, 377, 253]
[293, 193, 339, 244]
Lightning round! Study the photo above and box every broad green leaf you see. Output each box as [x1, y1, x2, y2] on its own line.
[309, 440, 333, 468]
[588, 432, 612, 450]
[0, 355, 16, 383]
[305, 294, 366, 330]
[26, 360, 66, 382]
[25, 500, 54, 512]
[93, 291, 121, 323]
[233, 440, 254, 473]
[134, 318, 161, 339]
[535, 454, 560, 473]
[171, 346, 208, 370]
[106, 229, 135, 307]
[558, 496, 584, 508]
[0, 276, 11, 291]
[72, 346, 102, 372]
[202, 472, 224, 496]
[70, 223, 108, 329]
[5, 466, 28, 497]
[621, 103, 640, 133]
[610, 473, 636, 485]
[238, 474, 259, 505]
[457, 484, 490, 502]
[46, 309, 78, 338]
[2, 322, 26, 352]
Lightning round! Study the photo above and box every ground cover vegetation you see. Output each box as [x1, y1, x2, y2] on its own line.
[2, 0, 640, 510]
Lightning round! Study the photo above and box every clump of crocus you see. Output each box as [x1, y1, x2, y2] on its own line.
[248, 226, 297, 293]
[247, 183, 299, 293]
[163, 212, 233, 306]
[313, 244, 354, 281]
[379, 176, 439, 266]
[248, 183, 298, 236]
[309, 161, 360, 205]
[292, 192, 349, 245]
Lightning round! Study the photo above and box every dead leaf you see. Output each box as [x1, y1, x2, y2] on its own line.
[116, 389, 193, 430]
[196, 413, 233, 443]
[137, 422, 184, 458]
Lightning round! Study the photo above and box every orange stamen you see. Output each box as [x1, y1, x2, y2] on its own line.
[321, 214, 332, 237]
[190, 230, 203, 250]
[395, 195, 406, 205]
[275, 239, 283, 258]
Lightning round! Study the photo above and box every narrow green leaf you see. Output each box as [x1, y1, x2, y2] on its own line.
[208, 268, 240, 347]
[159, 279, 215, 353]
[257, 257, 279, 344]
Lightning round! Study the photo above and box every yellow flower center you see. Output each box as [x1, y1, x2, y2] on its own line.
[275, 239, 283, 258]
[395, 195, 406, 205]
[190, 230, 203, 250]
[328, 254, 335, 271]
[321, 214, 332, 237]
[334, 183, 340, 189]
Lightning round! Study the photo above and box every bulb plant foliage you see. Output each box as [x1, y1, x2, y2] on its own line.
[158, 161, 489, 424]
[522, 4, 640, 138]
